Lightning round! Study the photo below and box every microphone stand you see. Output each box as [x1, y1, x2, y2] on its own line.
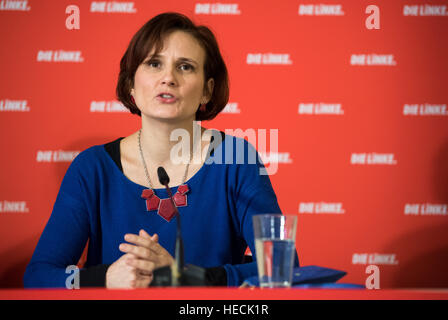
[163, 183, 183, 286]
[150, 167, 207, 287]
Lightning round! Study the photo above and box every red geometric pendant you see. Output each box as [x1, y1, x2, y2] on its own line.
[141, 184, 190, 222]
[173, 184, 189, 207]
[173, 193, 187, 207]
[158, 199, 176, 221]
[147, 197, 160, 211]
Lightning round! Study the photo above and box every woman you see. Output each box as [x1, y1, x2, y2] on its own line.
[24, 12, 293, 288]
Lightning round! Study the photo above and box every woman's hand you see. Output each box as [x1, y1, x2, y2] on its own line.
[105, 252, 153, 289]
[118, 229, 174, 282]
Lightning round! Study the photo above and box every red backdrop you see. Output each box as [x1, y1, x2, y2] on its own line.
[1, 0, 447, 288]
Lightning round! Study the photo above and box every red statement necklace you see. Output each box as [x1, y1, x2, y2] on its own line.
[138, 129, 190, 222]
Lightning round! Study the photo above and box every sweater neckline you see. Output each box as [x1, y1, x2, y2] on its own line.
[101, 133, 221, 192]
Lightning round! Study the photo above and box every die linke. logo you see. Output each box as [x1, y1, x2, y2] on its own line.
[37, 50, 84, 63]
[247, 53, 292, 65]
[351, 153, 397, 165]
[299, 202, 345, 214]
[0, 201, 29, 213]
[0, 0, 30, 11]
[37, 150, 80, 163]
[404, 4, 448, 16]
[298, 103, 344, 115]
[405, 203, 448, 216]
[352, 253, 399, 265]
[298, 4, 345, 16]
[195, 3, 241, 15]
[403, 104, 447, 116]
[350, 54, 397, 66]
[0, 99, 30, 112]
[90, 101, 240, 114]
[90, 1, 136, 13]
[90, 101, 128, 112]
[259, 152, 293, 165]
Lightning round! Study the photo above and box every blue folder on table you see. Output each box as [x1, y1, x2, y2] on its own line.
[242, 265, 364, 289]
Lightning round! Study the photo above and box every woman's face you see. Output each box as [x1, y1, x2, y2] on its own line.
[131, 30, 213, 123]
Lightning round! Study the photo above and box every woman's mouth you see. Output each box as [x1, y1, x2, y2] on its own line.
[157, 93, 177, 104]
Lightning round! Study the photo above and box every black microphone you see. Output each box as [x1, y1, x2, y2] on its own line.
[157, 166, 183, 286]
[150, 166, 207, 287]
[157, 166, 170, 185]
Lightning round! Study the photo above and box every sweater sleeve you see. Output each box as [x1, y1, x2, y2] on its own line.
[222, 139, 300, 286]
[23, 152, 92, 288]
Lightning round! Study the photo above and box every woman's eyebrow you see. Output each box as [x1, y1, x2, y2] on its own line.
[146, 53, 161, 60]
[145, 54, 199, 66]
[177, 57, 199, 66]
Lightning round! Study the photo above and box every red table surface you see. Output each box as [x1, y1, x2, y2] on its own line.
[0, 287, 447, 300]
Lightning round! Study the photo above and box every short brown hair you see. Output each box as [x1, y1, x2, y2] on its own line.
[116, 12, 229, 121]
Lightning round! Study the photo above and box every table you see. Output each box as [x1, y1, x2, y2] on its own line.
[1, 287, 447, 300]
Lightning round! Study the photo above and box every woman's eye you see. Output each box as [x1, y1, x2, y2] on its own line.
[179, 64, 194, 71]
[146, 60, 160, 68]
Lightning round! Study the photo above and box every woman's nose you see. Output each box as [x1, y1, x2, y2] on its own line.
[161, 67, 177, 86]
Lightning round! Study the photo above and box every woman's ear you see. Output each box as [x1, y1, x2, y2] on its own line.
[204, 78, 214, 103]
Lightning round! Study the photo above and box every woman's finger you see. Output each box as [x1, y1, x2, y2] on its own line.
[123, 233, 163, 255]
[124, 233, 151, 248]
[126, 257, 157, 273]
[139, 229, 151, 238]
[119, 243, 151, 259]
[140, 229, 158, 242]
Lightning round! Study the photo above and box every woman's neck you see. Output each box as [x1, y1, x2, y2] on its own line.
[139, 116, 204, 166]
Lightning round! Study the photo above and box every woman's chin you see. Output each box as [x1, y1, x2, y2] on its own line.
[142, 111, 192, 123]
[140, 105, 197, 123]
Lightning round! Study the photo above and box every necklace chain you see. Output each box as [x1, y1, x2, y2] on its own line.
[138, 129, 190, 189]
